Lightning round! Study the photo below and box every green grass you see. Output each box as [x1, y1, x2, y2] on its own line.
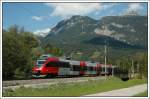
[3, 77, 147, 97]
[134, 90, 148, 97]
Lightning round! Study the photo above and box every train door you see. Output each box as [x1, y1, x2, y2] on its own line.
[69, 61, 80, 76]
[58, 61, 70, 76]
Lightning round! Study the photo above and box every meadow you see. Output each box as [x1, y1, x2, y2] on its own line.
[3, 77, 147, 97]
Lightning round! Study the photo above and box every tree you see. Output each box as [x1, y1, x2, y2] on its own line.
[133, 52, 148, 78]
[2, 26, 39, 80]
[43, 43, 63, 56]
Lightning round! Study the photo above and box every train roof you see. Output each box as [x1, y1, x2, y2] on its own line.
[37, 55, 116, 67]
[60, 58, 100, 66]
[59, 58, 80, 65]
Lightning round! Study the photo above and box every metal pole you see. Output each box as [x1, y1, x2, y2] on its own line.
[105, 40, 107, 79]
[131, 59, 134, 78]
[112, 67, 114, 77]
[102, 25, 107, 80]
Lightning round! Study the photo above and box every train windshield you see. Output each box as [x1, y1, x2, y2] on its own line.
[36, 60, 45, 67]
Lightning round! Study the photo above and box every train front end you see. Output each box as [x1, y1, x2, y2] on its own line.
[32, 59, 46, 78]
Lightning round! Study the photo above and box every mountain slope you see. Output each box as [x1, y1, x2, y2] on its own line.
[45, 15, 98, 44]
[95, 16, 148, 47]
[43, 15, 148, 61]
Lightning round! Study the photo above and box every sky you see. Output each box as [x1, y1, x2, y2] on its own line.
[3, 2, 148, 35]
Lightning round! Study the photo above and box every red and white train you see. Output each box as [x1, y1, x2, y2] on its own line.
[32, 55, 115, 78]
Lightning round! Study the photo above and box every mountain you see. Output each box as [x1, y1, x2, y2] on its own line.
[95, 16, 148, 47]
[45, 15, 98, 44]
[43, 15, 148, 61]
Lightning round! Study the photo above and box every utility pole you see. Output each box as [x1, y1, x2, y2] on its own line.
[104, 39, 107, 79]
[137, 62, 139, 75]
[102, 25, 107, 80]
[112, 66, 114, 77]
[131, 59, 134, 78]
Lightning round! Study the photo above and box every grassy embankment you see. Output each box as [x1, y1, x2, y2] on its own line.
[3, 77, 147, 97]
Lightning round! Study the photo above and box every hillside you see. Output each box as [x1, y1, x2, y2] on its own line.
[96, 16, 148, 47]
[42, 15, 148, 62]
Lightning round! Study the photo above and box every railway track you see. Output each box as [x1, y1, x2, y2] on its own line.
[3, 76, 105, 91]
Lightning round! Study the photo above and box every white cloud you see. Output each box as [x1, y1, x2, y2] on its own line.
[34, 28, 51, 37]
[32, 16, 43, 21]
[102, 4, 116, 10]
[45, 3, 115, 18]
[127, 3, 143, 12]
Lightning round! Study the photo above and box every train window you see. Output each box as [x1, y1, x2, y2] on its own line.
[93, 67, 96, 71]
[98, 67, 102, 71]
[102, 67, 105, 72]
[108, 67, 112, 72]
[87, 67, 89, 71]
[80, 66, 86, 71]
[59, 62, 70, 68]
[79, 66, 88, 71]
[72, 65, 80, 71]
[37, 60, 45, 67]
[83, 66, 87, 71]
[46, 62, 58, 67]
[70, 65, 73, 71]
[80, 66, 83, 71]
[89, 67, 93, 71]
[87, 67, 91, 71]
[37, 60, 45, 65]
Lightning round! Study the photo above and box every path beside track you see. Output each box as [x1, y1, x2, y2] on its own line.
[85, 84, 147, 96]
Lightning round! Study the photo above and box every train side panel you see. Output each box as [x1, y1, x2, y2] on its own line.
[79, 61, 86, 76]
[69, 61, 80, 76]
[58, 68, 70, 76]
[32, 56, 115, 78]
